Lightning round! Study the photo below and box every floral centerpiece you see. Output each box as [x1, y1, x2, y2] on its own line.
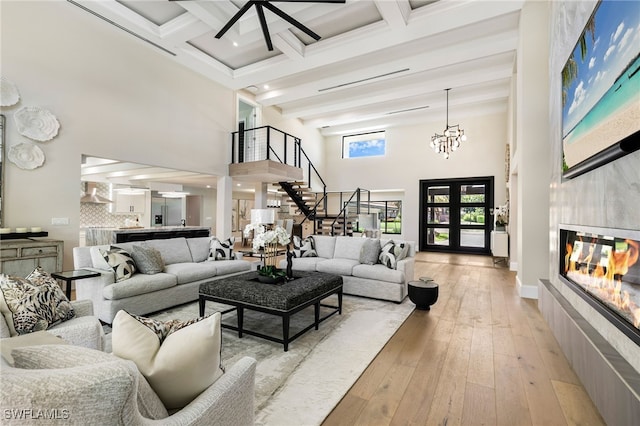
[244, 223, 291, 281]
[494, 204, 509, 230]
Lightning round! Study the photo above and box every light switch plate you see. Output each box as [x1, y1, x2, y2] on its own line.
[51, 217, 70, 225]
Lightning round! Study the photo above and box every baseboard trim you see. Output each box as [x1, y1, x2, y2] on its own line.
[516, 275, 538, 299]
[509, 261, 518, 271]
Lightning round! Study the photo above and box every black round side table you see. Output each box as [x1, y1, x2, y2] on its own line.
[408, 281, 439, 310]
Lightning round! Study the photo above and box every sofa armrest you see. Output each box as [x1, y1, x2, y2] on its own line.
[152, 356, 256, 426]
[396, 257, 415, 284]
[70, 299, 94, 317]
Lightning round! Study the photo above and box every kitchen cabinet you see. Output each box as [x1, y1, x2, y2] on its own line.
[114, 193, 146, 213]
[0, 239, 64, 277]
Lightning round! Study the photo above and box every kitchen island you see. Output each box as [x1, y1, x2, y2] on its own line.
[84, 226, 211, 246]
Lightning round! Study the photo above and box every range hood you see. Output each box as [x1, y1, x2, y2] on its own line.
[81, 182, 113, 204]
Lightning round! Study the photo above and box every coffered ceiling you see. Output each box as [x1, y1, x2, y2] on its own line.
[69, 0, 524, 136]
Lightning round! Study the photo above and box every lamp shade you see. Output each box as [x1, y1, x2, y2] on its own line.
[251, 208, 275, 224]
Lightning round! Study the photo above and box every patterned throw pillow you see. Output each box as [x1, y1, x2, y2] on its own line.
[131, 245, 165, 274]
[292, 235, 317, 258]
[112, 310, 224, 410]
[379, 241, 409, 269]
[208, 236, 235, 261]
[0, 267, 75, 336]
[100, 246, 137, 282]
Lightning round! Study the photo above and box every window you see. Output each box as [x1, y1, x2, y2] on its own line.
[347, 200, 402, 234]
[342, 131, 386, 158]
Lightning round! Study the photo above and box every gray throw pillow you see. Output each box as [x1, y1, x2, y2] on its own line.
[359, 239, 381, 265]
[131, 245, 165, 274]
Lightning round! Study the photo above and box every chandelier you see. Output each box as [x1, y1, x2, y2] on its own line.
[430, 88, 466, 159]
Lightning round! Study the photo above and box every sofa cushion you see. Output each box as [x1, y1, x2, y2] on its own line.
[352, 264, 405, 284]
[316, 258, 360, 275]
[112, 310, 224, 410]
[11, 344, 169, 420]
[164, 262, 218, 284]
[103, 273, 177, 300]
[210, 259, 251, 276]
[130, 245, 165, 275]
[334, 236, 367, 261]
[89, 245, 112, 271]
[292, 235, 317, 258]
[100, 246, 137, 282]
[281, 257, 327, 272]
[187, 237, 212, 263]
[359, 239, 381, 265]
[379, 240, 409, 269]
[312, 235, 337, 259]
[208, 237, 235, 261]
[144, 238, 193, 265]
[0, 268, 75, 336]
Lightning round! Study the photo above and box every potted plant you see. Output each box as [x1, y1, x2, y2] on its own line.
[494, 204, 509, 231]
[244, 223, 291, 282]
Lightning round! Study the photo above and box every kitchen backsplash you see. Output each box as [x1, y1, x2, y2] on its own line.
[80, 182, 138, 228]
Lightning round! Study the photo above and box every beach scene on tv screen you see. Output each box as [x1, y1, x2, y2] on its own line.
[561, 0, 640, 171]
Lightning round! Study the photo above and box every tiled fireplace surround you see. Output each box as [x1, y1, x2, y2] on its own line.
[544, 2, 640, 423]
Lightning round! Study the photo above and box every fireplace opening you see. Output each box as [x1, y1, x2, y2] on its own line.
[559, 226, 640, 345]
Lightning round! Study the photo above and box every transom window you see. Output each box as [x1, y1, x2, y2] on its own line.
[342, 131, 386, 158]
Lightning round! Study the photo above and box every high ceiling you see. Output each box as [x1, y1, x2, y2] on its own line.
[69, 0, 523, 136]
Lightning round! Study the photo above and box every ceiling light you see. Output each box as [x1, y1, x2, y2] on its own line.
[232, 41, 238, 47]
[263, 84, 269, 90]
[430, 88, 467, 160]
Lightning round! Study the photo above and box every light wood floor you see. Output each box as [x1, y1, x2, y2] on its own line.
[322, 252, 605, 426]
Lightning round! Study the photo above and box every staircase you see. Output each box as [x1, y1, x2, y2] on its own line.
[276, 181, 358, 236]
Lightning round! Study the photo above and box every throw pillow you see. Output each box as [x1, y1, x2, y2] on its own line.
[292, 235, 317, 258]
[112, 310, 224, 410]
[100, 246, 137, 282]
[0, 267, 75, 336]
[208, 236, 235, 261]
[359, 238, 381, 265]
[379, 241, 409, 269]
[131, 245, 165, 274]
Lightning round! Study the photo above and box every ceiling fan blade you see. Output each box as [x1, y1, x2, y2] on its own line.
[255, 3, 274, 51]
[215, 0, 256, 39]
[262, 2, 320, 41]
[271, 0, 346, 3]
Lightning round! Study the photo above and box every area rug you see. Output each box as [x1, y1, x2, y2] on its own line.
[103, 295, 414, 426]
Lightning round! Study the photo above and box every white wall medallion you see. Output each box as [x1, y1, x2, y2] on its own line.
[8, 142, 45, 170]
[14, 106, 60, 141]
[0, 77, 20, 107]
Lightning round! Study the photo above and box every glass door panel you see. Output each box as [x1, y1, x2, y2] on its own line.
[420, 177, 493, 254]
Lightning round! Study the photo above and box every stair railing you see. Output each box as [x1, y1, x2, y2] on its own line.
[231, 125, 327, 222]
[327, 188, 370, 236]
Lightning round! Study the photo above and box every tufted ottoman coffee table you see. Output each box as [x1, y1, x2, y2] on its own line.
[199, 271, 342, 351]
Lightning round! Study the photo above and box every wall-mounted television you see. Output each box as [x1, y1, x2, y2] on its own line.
[561, 0, 640, 179]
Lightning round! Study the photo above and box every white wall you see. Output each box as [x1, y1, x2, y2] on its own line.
[549, 0, 640, 373]
[514, 0, 551, 297]
[323, 112, 509, 242]
[1, 1, 235, 269]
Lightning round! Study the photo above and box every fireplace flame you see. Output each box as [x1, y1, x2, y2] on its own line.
[566, 238, 640, 328]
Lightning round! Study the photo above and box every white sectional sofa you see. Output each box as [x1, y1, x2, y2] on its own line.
[279, 235, 415, 303]
[73, 237, 252, 324]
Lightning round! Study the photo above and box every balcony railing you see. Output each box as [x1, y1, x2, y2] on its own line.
[230, 125, 326, 194]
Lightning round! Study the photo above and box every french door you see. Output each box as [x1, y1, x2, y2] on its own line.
[419, 177, 494, 254]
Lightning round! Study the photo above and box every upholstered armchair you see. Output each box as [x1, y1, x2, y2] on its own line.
[0, 299, 104, 351]
[1, 344, 257, 426]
